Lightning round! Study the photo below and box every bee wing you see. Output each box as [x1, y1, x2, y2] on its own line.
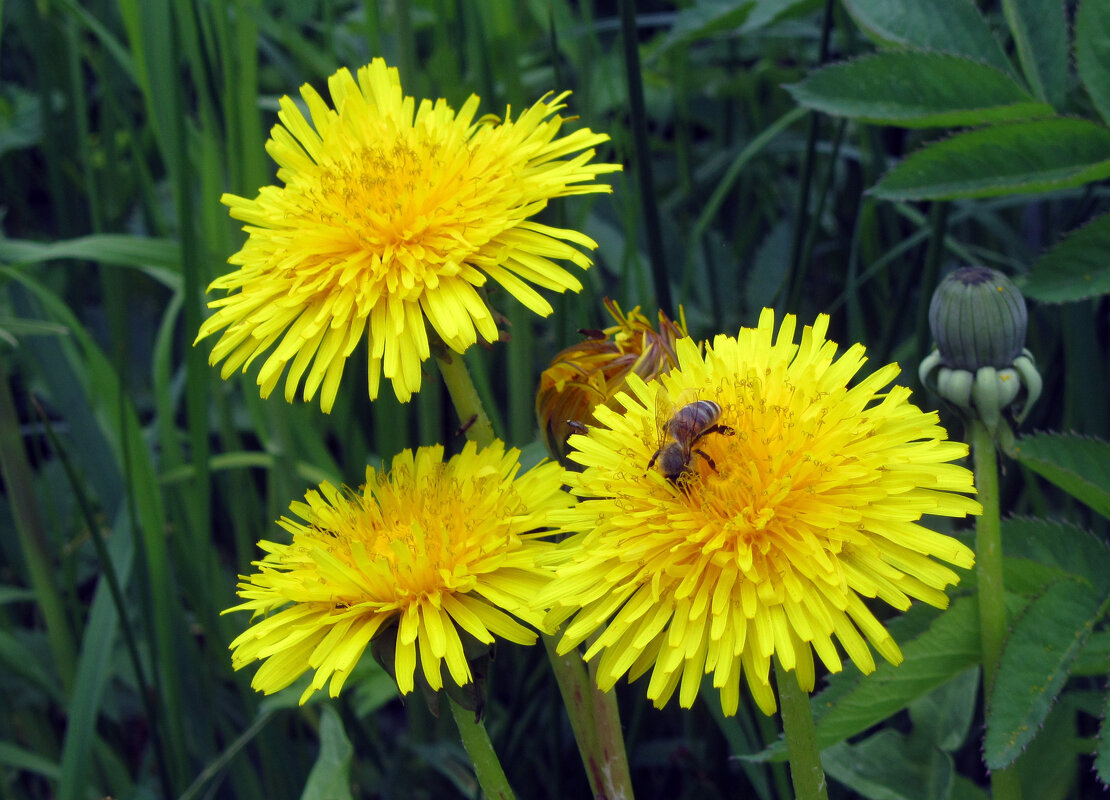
[653, 383, 676, 446]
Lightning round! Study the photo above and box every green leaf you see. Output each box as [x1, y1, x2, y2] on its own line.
[1001, 517, 1110, 595]
[985, 579, 1107, 768]
[1018, 696, 1084, 800]
[1001, 0, 1068, 108]
[1073, 629, 1110, 676]
[822, 729, 956, 800]
[1024, 211, 1110, 303]
[907, 667, 979, 753]
[872, 118, 1110, 200]
[842, 0, 1012, 75]
[1077, 0, 1110, 126]
[1097, 688, 1110, 787]
[300, 705, 354, 800]
[0, 234, 182, 290]
[755, 599, 981, 757]
[1012, 433, 1110, 520]
[786, 52, 1052, 128]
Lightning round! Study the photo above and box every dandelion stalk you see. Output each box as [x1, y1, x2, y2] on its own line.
[438, 344, 635, 800]
[435, 346, 496, 447]
[919, 266, 1039, 800]
[776, 657, 828, 800]
[448, 696, 516, 800]
[971, 420, 1023, 800]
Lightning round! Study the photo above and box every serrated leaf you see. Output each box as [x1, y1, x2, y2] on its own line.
[842, 0, 1012, 76]
[1097, 688, 1110, 787]
[1077, 0, 1110, 127]
[1020, 696, 1084, 800]
[1001, 516, 1110, 595]
[872, 118, 1110, 200]
[300, 705, 353, 800]
[787, 52, 1052, 128]
[1012, 433, 1110, 520]
[1073, 629, 1110, 676]
[1001, 0, 1068, 108]
[985, 579, 1107, 768]
[1024, 211, 1110, 303]
[822, 729, 955, 800]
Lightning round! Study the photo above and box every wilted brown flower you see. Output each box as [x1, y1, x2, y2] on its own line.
[536, 299, 686, 464]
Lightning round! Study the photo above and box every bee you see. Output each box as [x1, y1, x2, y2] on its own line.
[647, 395, 735, 486]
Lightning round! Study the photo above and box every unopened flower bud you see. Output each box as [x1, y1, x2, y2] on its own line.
[919, 266, 1041, 433]
[928, 266, 1027, 370]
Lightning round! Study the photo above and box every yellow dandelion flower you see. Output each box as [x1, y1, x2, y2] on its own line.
[226, 441, 571, 703]
[196, 59, 621, 412]
[541, 309, 980, 716]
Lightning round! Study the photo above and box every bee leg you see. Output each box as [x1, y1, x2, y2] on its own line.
[689, 423, 736, 450]
[693, 448, 718, 473]
[646, 448, 662, 472]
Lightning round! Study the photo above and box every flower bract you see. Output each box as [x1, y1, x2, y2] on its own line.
[541, 309, 980, 715]
[197, 59, 620, 411]
[227, 441, 571, 703]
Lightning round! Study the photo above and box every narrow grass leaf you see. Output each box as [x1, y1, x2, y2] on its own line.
[1012, 433, 1110, 520]
[1024, 212, 1110, 303]
[1077, 0, 1110, 126]
[1000, 0, 1067, 107]
[842, 0, 1012, 76]
[0, 742, 62, 785]
[1001, 516, 1110, 595]
[787, 52, 1051, 128]
[0, 627, 64, 702]
[0, 234, 182, 288]
[985, 579, 1107, 768]
[300, 705, 354, 800]
[655, 2, 756, 54]
[871, 119, 1110, 200]
[59, 516, 134, 800]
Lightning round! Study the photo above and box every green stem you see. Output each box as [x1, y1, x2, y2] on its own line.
[776, 658, 828, 800]
[434, 348, 496, 447]
[448, 695, 516, 800]
[542, 634, 635, 800]
[970, 421, 1023, 800]
[436, 350, 634, 799]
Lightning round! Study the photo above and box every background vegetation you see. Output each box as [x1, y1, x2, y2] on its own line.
[1, 0, 1108, 798]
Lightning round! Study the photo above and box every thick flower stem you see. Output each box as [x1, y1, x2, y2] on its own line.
[435, 347, 635, 799]
[776, 658, 828, 800]
[542, 634, 635, 800]
[434, 348, 496, 448]
[448, 696, 516, 800]
[970, 420, 1023, 800]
